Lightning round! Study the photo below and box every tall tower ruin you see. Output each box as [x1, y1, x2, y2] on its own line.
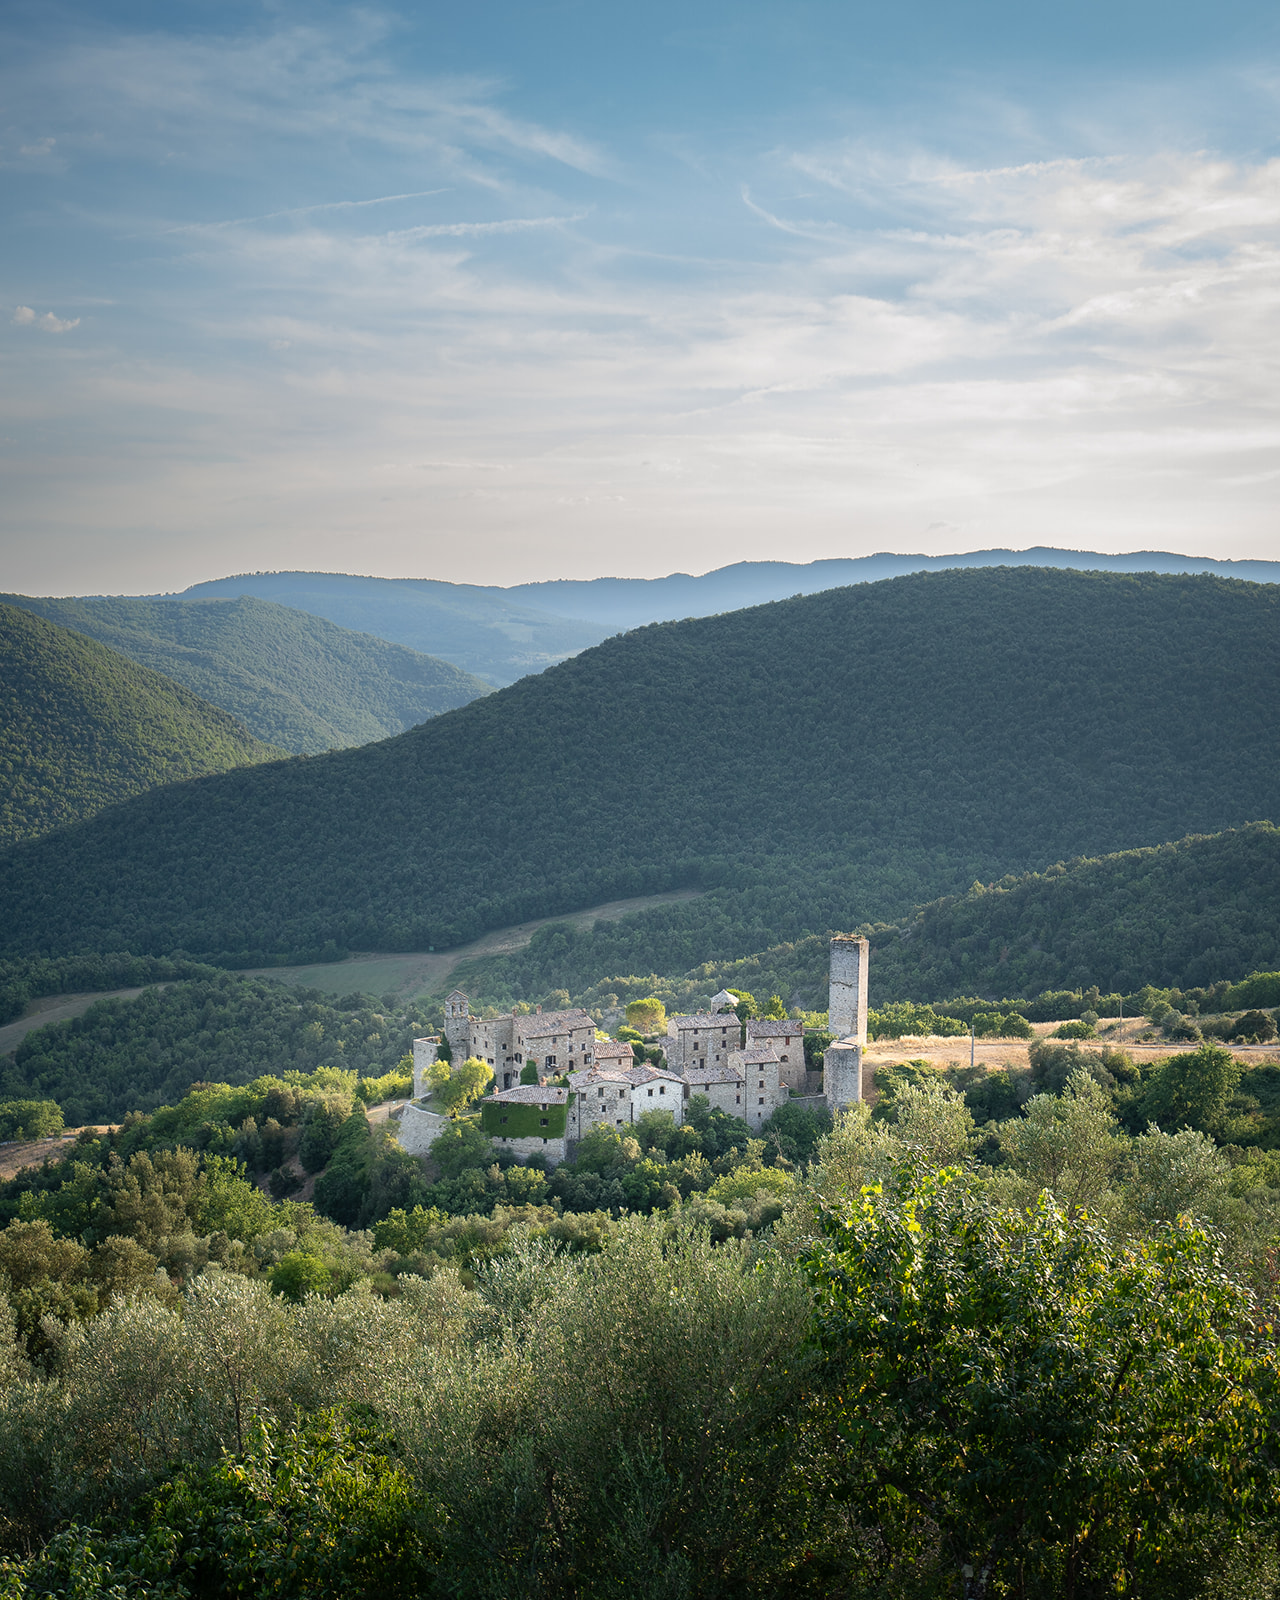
[825, 935, 869, 1111]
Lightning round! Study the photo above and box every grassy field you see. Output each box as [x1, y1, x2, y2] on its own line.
[242, 888, 706, 1002]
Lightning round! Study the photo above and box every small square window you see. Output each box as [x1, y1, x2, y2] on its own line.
[540, 1118, 549, 1126]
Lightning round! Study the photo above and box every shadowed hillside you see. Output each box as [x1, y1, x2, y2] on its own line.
[0, 568, 1277, 964]
[2, 593, 493, 754]
[0, 603, 282, 846]
[482, 824, 1280, 1017]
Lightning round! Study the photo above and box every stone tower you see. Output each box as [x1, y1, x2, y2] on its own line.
[828, 935, 868, 1043]
[825, 935, 869, 1112]
[443, 989, 471, 1060]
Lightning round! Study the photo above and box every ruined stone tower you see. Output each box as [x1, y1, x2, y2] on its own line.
[825, 935, 869, 1111]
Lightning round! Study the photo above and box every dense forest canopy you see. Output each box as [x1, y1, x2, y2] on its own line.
[461, 823, 1280, 1015]
[0, 602, 282, 846]
[0, 593, 493, 754]
[1, 568, 1277, 970]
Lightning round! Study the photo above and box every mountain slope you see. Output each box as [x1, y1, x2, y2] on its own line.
[178, 572, 611, 685]
[1, 593, 493, 754]
[479, 824, 1280, 1015]
[0, 602, 282, 846]
[0, 568, 1278, 964]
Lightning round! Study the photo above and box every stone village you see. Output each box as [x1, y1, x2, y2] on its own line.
[396, 935, 870, 1164]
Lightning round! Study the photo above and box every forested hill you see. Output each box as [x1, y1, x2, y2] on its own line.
[180, 571, 611, 685]
[1, 568, 1278, 965]
[0, 602, 282, 846]
[1, 593, 493, 754]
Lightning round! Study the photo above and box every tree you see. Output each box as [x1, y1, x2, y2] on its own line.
[803, 1166, 1280, 1599]
[1139, 1041, 1243, 1136]
[996, 1070, 1124, 1213]
[437, 1057, 493, 1117]
[761, 994, 787, 1020]
[426, 1057, 453, 1099]
[519, 1061, 539, 1086]
[625, 997, 666, 1035]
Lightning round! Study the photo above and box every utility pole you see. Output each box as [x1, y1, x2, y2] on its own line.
[970, 1018, 976, 1072]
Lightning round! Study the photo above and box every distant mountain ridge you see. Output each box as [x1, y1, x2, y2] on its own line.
[2, 568, 1278, 971]
[503, 548, 1280, 629]
[0, 593, 492, 754]
[174, 548, 1280, 682]
[0, 602, 281, 846]
[177, 572, 610, 685]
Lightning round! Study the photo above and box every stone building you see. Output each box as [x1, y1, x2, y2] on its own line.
[565, 1060, 686, 1140]
[741, 1019, 807, 1092]
[824, 935, 870, 1111]
[482, 1083, 572, 1163]
[442, 989, 598, 1089]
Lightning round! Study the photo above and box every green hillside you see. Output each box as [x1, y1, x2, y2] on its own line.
[181, 571, 611, 685]
[0, 603, 282, 846]
[0, 568, 1278, 963]
[476, 823, 1280, 1016]
[2, 593, 493, 754]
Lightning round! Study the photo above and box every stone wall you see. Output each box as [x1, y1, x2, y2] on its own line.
[395, 1101, 449, 1156]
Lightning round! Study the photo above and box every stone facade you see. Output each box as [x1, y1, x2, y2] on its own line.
[483, 1083, 571, 1163]
[443, 990, 598, 1090]
[663, 1011, 741, 1073]
[728, 1044, 787, 1129]
[743, 1019, 807, 1092]
[395, 1101, 449, 1155]
[825, 935, 871, 1112]
[411, 1035, 441, 1099]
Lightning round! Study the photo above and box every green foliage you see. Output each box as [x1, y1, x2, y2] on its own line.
[0, 601, 281, 847]
[8, 570, 1280, 978]
[518, 1062, 539, 1085]
[153, 1408, 428, 1597]
[869, 1002, 968, 1040]
[3, 974, 437, 1125]
[1137, 1042, 1245, 1137]
[625, 997, 666, 1034]
[1053, 1018, 1096, 1039]
[1224, 972, 1280, 1010]
[479, 1095, 572, 1140]
[803, 1167, 1280, 1597]
[2, 592, 493, 756]
[269, 1251, 333, 1301]
[355, 1061, 413, 1105]
[0, 1103, 62, 1142]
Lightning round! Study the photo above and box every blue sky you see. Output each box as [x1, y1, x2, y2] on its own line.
[3, 0, 1279, 593]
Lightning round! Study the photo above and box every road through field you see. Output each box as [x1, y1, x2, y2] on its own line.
[242, 887, 705, 1001]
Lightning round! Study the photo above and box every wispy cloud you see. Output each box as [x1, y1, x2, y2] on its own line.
[12, 306, 79, 332]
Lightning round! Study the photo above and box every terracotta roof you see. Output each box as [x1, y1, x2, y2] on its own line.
[567, 1069, 631, 1088]
[516, 1008, 594, 1038]
[684, 1065, 743, 1085]
[733, 1045, 780, 1065]
[592, 1039, 637, 1060]
[492, 1085, 570, 1105]
[625, 1064, 684, 1088]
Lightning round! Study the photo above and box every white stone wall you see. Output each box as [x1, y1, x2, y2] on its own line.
[664, 1014, 739, 1073]
[824, 1040, 865, 1112]
[395, 1102, 449, 1156]
[411, 1037, 440, 1099]
[828, 936, 869, 1043]
[570, 1073, 633, 1136]
[727, 1050, 786, 1129]
[491, 1132, 568, 1164]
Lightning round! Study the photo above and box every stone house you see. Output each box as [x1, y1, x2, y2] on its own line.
[742, 1019, 807, 1092]
[565, 1060, 686, 1140]
[481, 1083, 572, 1163]
[442, 989, 598, 1089]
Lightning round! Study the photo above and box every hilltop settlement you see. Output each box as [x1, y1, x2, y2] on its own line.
[400, 936, 869, 1163]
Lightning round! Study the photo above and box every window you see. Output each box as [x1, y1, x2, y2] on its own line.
[540, 1118, 548, 1126]
[758, 1096, 764, 1105]
[647, 1088, 654, 1097]
[735, 1094, 740, 1103]
[500, 1116, 508, 1124]
[598, 1087, 605, 1098]
[758, 1080, 765, 1088]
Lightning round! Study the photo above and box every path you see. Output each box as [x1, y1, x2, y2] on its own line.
[0, 989, 150, 1057]
[242, 887, 705, 1002]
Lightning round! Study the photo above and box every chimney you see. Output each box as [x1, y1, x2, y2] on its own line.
[536, 1004, 541, 1013]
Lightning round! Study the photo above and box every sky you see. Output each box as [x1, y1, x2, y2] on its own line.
[2, 0, 1279, 594]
